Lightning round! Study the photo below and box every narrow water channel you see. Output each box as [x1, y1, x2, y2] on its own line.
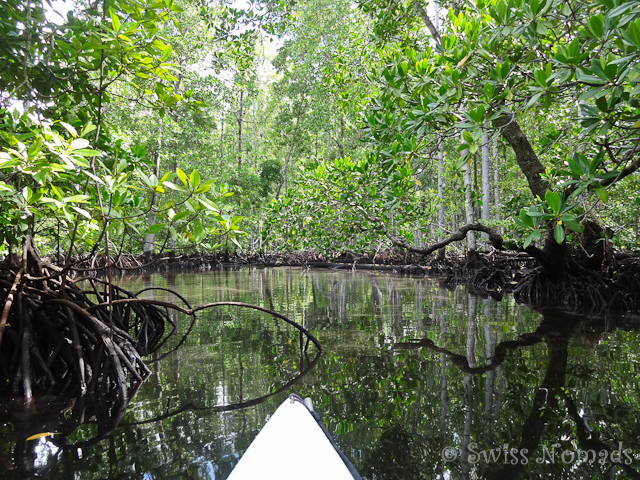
[1, 267, 639, 479]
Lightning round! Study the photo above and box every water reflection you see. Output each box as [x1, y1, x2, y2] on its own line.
[1, 267, 639, 479]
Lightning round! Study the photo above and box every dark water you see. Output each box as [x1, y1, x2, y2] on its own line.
[2, 267, 640, 479]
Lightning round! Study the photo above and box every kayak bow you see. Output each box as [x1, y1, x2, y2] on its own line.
[228, 394, 362, 480]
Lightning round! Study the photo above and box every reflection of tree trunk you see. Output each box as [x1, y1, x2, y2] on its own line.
[461, 293, 476, 480]
[495, 338, 503, 420]
[390, 283, 403, 338]
[439, 290, 448, 438]
[415, 280, 424, 334]
[411, 387, 422, 436]
[484, 323, 494, 443]
[489, 334, 568, 479]
[339, 277, 347, 324]
[370, 276, 383, 331]
[264, 270, 274, 311]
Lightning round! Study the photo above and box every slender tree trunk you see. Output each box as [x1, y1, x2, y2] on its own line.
[252, 102, 256, 164]
[275, 115, 301, 200]
[220, 114, 224, 173]
[237, 90, 244, 174]
[326, 130, 331, 160]
[481, 124, 491, 246]
[437, 137, 446, 259]
[493, 134, 501, 233]
[144, 122, 162, 258]
[462, 148, 476, 251]
[339, 116, 345, 158]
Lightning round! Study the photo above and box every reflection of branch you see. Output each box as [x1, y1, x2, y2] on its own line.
[393, 333, 542, 374]
[120, 350, 322, 428]
[563, 392, 640, 479]
[87, 300, 323, 353]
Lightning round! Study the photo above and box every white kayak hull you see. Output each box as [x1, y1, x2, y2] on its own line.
[227, 395, 361, 480]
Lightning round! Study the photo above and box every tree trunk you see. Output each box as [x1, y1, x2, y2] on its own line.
[493, 113, 546, 199]
[493, 134, 500, 233]
[462, 149, 476, 251]
[144, 123, 162, 259]
[220, 114, 224, 173]
[481, 124, 491, 246]
[252, 102, 256, 165]
[437, 137, 446, 259]
[326, 130, 331, 160]
[275, 115, 300, 200]
[481, 126, 490, 221]
[338, 116, 345, 158]
[237, 90, 244, 174]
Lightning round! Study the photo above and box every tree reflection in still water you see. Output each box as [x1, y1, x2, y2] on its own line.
[1, 268, 639, 479]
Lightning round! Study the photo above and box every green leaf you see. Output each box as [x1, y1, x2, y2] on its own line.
[109, 8, 121, 32]
[60, 122, 78, 137]
[189, 170, 201, 189]
[525, 92, 544, 110]
[147, 223, 165, 234]
[162, 181, 184, 191]
[608, 2, 634, 19]
[564, 220, 583, 233]
[173, 212, 190, 222]
[71, 206, 92, 219]
[199, 197, 218, 211]
[587, 14, 604, 38]
[64, 195, 89, 203]
[524, 233, 535, 249]
[193, 221, 205, 243]
[176, 168, 189, 187]
[594, 185, 609, 202]
[160, 44, 173, 62]
[74, 149, 101, 156]
[544, 190, 560, 214]
[0, 181, 14, 192]
[70, 138, 90, 150]
[554, 223, 566, 244]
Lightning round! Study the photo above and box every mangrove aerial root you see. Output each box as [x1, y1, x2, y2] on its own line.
[512, 266, 640, 314]
[0, 241, 322, 400]
[0, 258, 173, 400]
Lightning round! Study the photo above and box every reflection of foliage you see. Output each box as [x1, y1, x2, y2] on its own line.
[3, 270, 640, 479]
[361, 424, 423, 480]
